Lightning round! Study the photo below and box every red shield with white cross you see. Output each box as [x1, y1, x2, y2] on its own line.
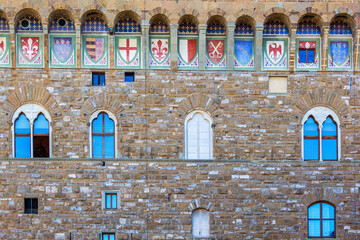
[119, 38, 138, 64]
[207, 40, 224, 64]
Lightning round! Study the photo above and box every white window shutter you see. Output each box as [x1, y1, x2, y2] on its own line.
[192, 209, 210, 238]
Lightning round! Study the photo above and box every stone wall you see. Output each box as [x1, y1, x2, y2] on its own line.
[0, 160, 359, 239]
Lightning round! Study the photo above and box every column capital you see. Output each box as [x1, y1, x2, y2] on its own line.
[141, 20, 150, 29]
[255, 22, 264, 29]
[170, 24, 178, 29]
[198, 24, 207, 31]
[227, 22, 235, 30]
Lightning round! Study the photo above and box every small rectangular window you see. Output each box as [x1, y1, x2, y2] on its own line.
[102, 233, 115, 240]
[125, 72, 134, 82]
[104, 192, 117, 209]
[92, 72, 105, 86]
[24, 198, 38, 214]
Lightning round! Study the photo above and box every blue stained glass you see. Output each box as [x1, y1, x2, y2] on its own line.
[308, 203, 321, 219]
[104, 136, 114, 157]
[93, 114, 103, 133]
[104, 114, 114, 133]
[307, 50, 315, 63]
[322, 203, 335, 219]
[34, 114, 49, 134]
[15, 114, 30, 134]
[15, 136, 31, 158]
[93, 136, 103, 157]
[323, 220, 335, 237]
[322, 117, 336, 136]
[304, 139, 319, 160]
[106, 194, 111, 208]
[112, 194, 117, 208]
[309, 220, 321, 237]
[299, 50, 307, 63]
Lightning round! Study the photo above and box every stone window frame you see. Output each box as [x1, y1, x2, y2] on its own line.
[101, 232, 116, 240]
[184, 110, 213, 160]
[102, 190, 120, 210]
[11, 103, 52, 158]
[301, 106, 341, 161]
[89, 110, 118, 158]
[192, 208, 210, 238]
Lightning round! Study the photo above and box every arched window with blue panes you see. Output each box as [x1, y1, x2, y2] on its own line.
[308, 202, 336, 238]
[302, 107, 340, 161]
[91, 112, 115, 158]
[14, 114, 31, 158]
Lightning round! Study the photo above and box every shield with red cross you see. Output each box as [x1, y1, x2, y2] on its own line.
[118, 38, 138, 64]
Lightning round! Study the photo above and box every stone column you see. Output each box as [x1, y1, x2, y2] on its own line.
[353, 29, 360, 71]
[289, 27, 297, 71]
[227, 22, 235, 70]
[321, 27, 330, 71]
[198, 24, 207, 70]
[170, 24, 178, 70]
[75, 23, 81, 68]
[254, 22, 264, 72]
[141, 20, 150, 69]
[9, 22, 15, 68]
[43, 24, 48, 70]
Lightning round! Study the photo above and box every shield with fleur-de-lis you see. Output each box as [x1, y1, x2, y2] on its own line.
[21, 37, 40, 61]
[150, 38, 169, 64]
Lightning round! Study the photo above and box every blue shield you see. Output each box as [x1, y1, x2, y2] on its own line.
[330, 41, 348, 65]
[235, 40, 253, 65]
[53, 37, 72, 62]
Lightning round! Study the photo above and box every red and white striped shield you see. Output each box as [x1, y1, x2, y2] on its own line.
[179, 39, 197, 64]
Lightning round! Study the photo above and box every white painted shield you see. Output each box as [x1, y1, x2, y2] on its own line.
[266, 41, 284, 64]
[119, 38, 137, 63]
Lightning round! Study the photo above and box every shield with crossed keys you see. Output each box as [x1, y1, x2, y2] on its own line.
[207, 40, 225, 64]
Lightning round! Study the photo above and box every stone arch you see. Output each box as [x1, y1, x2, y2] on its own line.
[177, 7, 200, 20]
[235, 14, 256, 30]
[302, 187, 342, 207]
[296, 9, 324, 31]
[3, 85, 62, 122]
[13, 3, 42, 21]
[113, 6, 142, 25]
[80, 4, 108, 25]
[114, 10, 141, 28]
[48, 9, 76, 28]
[82, 93, 124, 119]
[178, 14, 199, 27]
[148, 7, 173, 23]
[14, 8, 42, 27]
[188, 198, 214, 212]
[294, 89, 349, 119]
[329, 12, 357, 32]
[47, 3, 76, 22]
[263, 11, 292, 33]
[178, 92, 220, 117]
[207, 8, 227, 19]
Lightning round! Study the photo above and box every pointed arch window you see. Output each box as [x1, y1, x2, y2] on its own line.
[308, 202, 336, 238]
[302, 107, 340, 161]
[185, 111, 213, 159]
[91, 112, 115, 158]
[13, 104, 51, 158]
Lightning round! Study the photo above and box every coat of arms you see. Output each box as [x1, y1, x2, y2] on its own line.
[235, 40, 253, 65]
[266, 41, 285, 64]
[179, 39, 197, 64]
[119, 38, 138, 64]
[151, 39, 168, 63]
[53, 37, 72, 62]
[207, 40, 224, 64]
[21, 37, 39, 61]
[330, 41, 349, 66]
[86, 37, 105, 62]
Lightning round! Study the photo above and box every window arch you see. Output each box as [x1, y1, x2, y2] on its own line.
[308, 202, 336, 238]
[12, 104, 52, 158]
[185, 110, 213, 159]
[192, 208, 210, 238]
[90, 111, 117, 158]
[302, 107, 340, 161]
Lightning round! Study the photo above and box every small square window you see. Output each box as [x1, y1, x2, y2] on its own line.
[104, 192, 118, 209]
[125, 72, 134, 82]
[92, 72, 105, 86]
[24, 198, 38, 214]
[102, 233, 115, 240]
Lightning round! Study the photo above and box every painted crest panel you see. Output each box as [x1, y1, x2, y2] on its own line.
[178, 37, 198, 69]
[328, 38, 352, 70]
[16, 34, 43, 67]
[82, 35, 109, 68]
[206, 38, 226, 69]
[115, 36, 141, 68]
[234, 38, 254, 70]
[262, 38, 288, 70]
[0, 34, 11, 67]
[295, 38, 321, 71]
[49, 35, 76, 68]
[149, 37, 170, 68]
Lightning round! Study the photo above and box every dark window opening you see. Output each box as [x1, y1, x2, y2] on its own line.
[33, 136, 49, 158]
[25, 198, 38, 214]
[21, 19, 29, 28]
[58, 18, 67, 27]
[92, 72, 105, 86]
[125, 72, 135, 82]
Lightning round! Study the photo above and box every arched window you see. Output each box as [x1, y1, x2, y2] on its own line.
[302, 107, 340, 161]
[308, 202, 335, 238]
[185, 111, 213, 159]
[12, 104, 51, 158]
[91, 112, 115, 158]
[192, 209, 210, 238]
